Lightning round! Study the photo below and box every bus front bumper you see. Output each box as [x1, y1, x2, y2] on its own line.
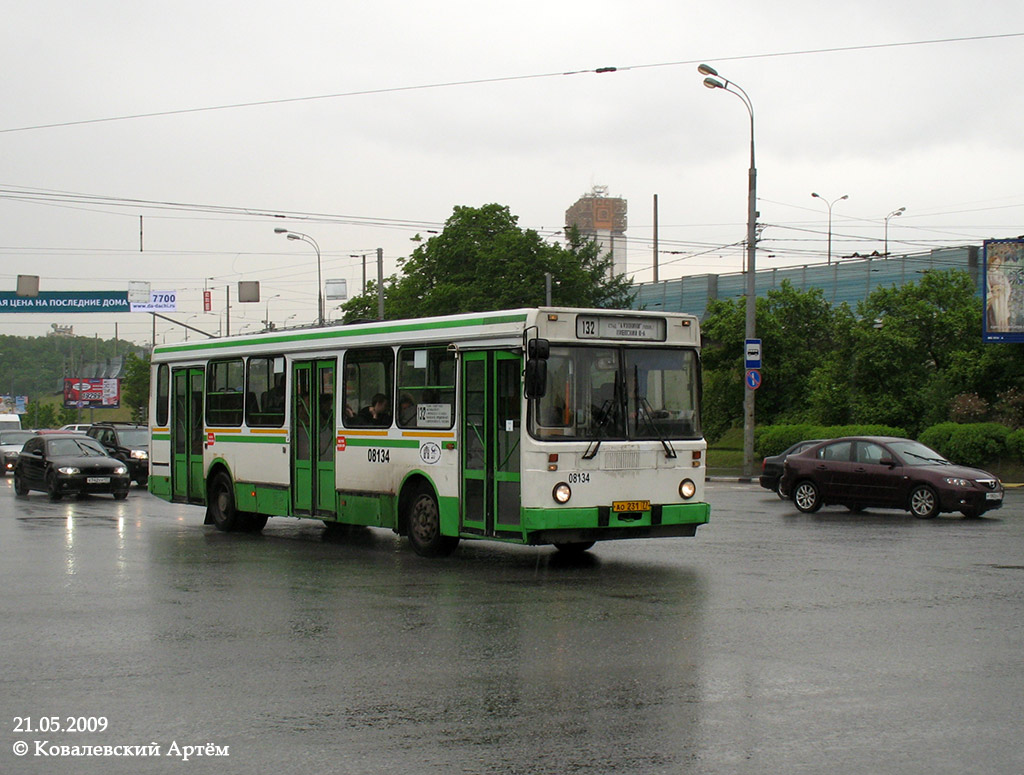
[522, 502, 709, 545]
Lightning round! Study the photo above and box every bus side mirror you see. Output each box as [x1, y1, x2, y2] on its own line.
[524, 359, 547, 398]
[524, 338, 549, 398]
[527, 338, 549, 360]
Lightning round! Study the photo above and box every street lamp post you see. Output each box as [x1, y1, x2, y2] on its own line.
[884, 207, 906, 257]
[698, 63, 758, 479]
[811, 192, 848, 265]
[263, 293, 281, 330]
[274, 228, 324, 326]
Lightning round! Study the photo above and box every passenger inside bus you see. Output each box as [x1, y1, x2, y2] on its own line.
[357, 393, 390, 426]
[398, 393, 416, 426]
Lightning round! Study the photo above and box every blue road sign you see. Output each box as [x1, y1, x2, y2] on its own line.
[745, 339, 762, 369]
[745, 369, 762, 390]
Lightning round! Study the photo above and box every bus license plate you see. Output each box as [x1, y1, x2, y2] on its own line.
[87, 477, 110, 484]
[612, 500, 650, 513]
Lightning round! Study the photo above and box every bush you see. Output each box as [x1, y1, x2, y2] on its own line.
[754, 424, 907, 458]
[919, 422, 1010, 468]
[1007, 429, 1024, 462]
[918, 422, 961, 454]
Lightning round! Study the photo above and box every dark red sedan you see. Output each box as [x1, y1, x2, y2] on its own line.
[779, 436, 1004, 519]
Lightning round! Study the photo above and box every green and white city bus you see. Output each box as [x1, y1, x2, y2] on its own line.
[148, 308, 708, 556]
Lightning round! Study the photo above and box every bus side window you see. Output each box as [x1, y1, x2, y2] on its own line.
[396, 346, 456, 430]
[246, 356, 285, 427]
[343, 347, 394, 428]
[155, 364, 169, 427]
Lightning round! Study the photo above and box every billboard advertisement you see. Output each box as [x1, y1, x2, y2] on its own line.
[0, 395, 28, 414]
[64, 378, 121, 409]
[0, 290, 177, 314]
[983, 239, 1024, 343]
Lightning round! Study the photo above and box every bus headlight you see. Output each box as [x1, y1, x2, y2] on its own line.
[552, 482, 572, 504]
[678, 479, 696, 499]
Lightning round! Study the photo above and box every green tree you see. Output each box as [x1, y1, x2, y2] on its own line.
[341, 204, 633, 321]
[699, 281, 843, 438]
[122, 351, 151, 422]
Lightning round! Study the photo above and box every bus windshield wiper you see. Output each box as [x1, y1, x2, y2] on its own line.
[636, 395, 677, 459]
[582, 398, 614, 460]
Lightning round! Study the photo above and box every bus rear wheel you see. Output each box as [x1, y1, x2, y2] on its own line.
[407, 488, 458, 558]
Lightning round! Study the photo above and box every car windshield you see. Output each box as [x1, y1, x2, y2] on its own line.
[889, 440, 950, 466]
[0, 431, 35, 445]
[48, 438, 109, 458]
[116, 429, 149, 446]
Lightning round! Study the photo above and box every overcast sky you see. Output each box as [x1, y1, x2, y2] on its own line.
[3, 0, 1023, 345]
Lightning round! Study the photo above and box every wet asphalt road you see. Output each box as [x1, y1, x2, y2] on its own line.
[1, 477, 1022, 775]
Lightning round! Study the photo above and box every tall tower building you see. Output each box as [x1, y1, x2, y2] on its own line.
[565, 186, 627, 278]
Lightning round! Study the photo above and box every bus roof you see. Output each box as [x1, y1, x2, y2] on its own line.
[151, 307, 699, 362]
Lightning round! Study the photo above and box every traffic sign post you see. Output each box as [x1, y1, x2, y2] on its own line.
[745, 339, 762, 369]
[745, 369, 762, 390]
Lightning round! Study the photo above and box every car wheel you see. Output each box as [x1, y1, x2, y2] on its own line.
[13, 471, 29, 496]
[774, 480, 787, 499]
[46, 472, 63, 502]
[909, 485, 940, 519]
[960, 507, 981, 519]
[207, 471, 242, 531]
[792, 480, 822, 513]
[136, 475, 149, 487]
[407, 486, 458, 557]
[113, 490, 129, 501]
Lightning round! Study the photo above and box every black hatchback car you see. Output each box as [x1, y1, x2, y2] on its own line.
[759, 439, 826, 497]
[86, 423, 149, 486]
[13, 433, 131, 501]
[780, 436, 1004, 519]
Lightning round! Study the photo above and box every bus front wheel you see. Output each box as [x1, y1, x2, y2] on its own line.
[407, 488, 458, 558]
[208, 472, 242, 532]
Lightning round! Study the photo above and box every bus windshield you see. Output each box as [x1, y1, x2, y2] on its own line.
[530, 345, 700, 441]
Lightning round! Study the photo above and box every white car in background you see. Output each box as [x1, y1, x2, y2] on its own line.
[58, 424, 92, 433]
[1, 429, 37, 476]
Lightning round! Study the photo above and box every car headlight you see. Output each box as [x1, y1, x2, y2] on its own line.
[131, 449, 148, 460]
[679, 479, 697, 499]
[943, 477, 971, 488]
[57, 466, 81, 475]
[552, 482, 572, 504]
[114, 466, 128, 475]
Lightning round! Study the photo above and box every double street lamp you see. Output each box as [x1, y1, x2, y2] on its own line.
[698, 63, 758, 479]
[811, 192, 848, 265]
[274, 228, 324, 326]
[884, 206, 906, 257]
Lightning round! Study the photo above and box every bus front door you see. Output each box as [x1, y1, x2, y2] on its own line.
[291, 360, 337, 517]
[171, 367, 205, 504]
[461, 351, 522, 537]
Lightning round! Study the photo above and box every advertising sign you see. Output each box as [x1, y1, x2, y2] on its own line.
[983, 239, 1024, 343]
[129, 291, 177, 313]
[0, 291, 130, 313]
[0, 395, 28, 414]
[0, 290, 178, 314]
[64, 378, 121, 409]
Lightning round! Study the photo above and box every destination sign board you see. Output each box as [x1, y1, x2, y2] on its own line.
[576, 315, 666, 342]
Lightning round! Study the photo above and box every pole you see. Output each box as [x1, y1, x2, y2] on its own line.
[653, 194, 659, 283]
[744, 134, 757, 480]
[376, 248, 384, 320]
[225, 285, 230, 337]
[545, 272, 552, 306]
